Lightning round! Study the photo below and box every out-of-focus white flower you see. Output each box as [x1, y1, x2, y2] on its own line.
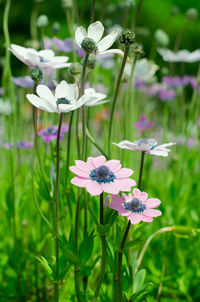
[10, 44, 70, 70]
[158, 48, 200, 63]
[75, 21, 124, 58]
[0, 98, 13, 115]
[125, 59, 159, 82]
[84, 88, 109, 106]
[113, 138, 176, 157]
[26, 81, 105, 113]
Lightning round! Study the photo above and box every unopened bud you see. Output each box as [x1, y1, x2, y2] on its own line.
[155, 29, 169, 47]
[69, 62, 82, 78]
[81, 38, 97, 54]
[186, 8, 198, 21]
[52, 22, 60, 34]
[31, 67, 43, 83]
[86, 54, 97, 69]
[120, 29, 135, 46]
[37, 15, 49, 28]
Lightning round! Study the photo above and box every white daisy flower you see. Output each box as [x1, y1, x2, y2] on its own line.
[84, 88, 109, 106]
[26, 81, 105, 113]
[113, 138, 176, 157]
[125, 59, 159, 82]
[75, 21, 124, 58]
[158, 48, 200, 63]
[9, 44, 70, 70]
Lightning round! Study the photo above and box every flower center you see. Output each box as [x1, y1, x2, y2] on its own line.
[89, 165, 116, 184]
[56, 97, 71, 106]
[81, 38, 98, 54]
[39, 56, 50, 63]
[45, 127, 57, 135]
[124, 198, 146, 213]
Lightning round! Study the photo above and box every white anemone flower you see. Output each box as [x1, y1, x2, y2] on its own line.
[75, 21, 124, 57]
[0, 98, 13, 115]
[84, 88, 109, 106]
[125, 59, 159, 82]
[9, 44, 70, 70]
[158, 48, 200, 63]
[113, 138, 176, 157]
[26, 81, 102, 113]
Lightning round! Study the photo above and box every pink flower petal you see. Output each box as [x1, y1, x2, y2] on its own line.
[111, 194, 124, 204]
[71, 176, 91, 187]
[69, 166, 89, 178]
[115, 178, 136, 191]
[115, 168, 133, 178]
[144, 198, 161, 208]
[140, 192, 148, 202]
[101, 182, 120, 194]
[133, 188, 141, 198]
[105, 160, 121, 172]
[129, 214, 142, 224]
[140, 214, 153, 222]
[122, 193, 129, 200]
[92, 155, 106, 168]
[143, 209, 162, 217]
[87, 157, 96, 168]
[109, 202, 126, 213]
[75, 160, 93, 172]
[86, 181, 103, 196]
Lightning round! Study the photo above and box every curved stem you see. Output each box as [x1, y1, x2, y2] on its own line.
[108, 46, 130, 158]
[86, 127, 109, 159]
[54, 113, 63, 302]
[94, 193, 107, 300]
[134, 227, 174, 275]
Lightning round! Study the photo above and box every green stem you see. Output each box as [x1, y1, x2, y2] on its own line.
[108, 46, 130, 158]
[93, 193, 107, 300]
[66, 111, 74, 184]
[76, 109, 81, 159]
[117, 151, 145, 301]
[90, 0, 96, 23]
[54, 113, 63, 302]
[86, 127, 109, 159]
[80, 54, 89, 160]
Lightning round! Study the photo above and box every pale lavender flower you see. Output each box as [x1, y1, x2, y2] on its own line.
[134, 115, 155, 132]
[159, 88, 176, 102]
[12, 76, 56, 90]
[4, 141, 33, 149]
[37, 124, 69, 143]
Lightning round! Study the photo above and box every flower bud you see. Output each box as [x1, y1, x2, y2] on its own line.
[36, 15, 49, 28]
[31, 67, 43, 83]
[86, 54, 97, 69]
[69, 62, 82, 78]
[81, 38, 97, 54]
[62, 0, 72, 8]
[52, 22, 60, 34]
[119, 29, 135, 46]
[186, 8, 198, 21]
[155, 29, 169, 47]
[171, 6, 180, 16]
[132, 43, 144, 59]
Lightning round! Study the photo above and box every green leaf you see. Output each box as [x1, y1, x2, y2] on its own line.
[65, 250, 80, 266]
[79, 232, 94, 264]
[133, 269, 146, 294]
[36, 256, 53, 277]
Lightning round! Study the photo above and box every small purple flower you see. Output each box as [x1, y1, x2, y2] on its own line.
[134, 115, 155, 132]
[159, 88, 176, 102]
[12, 76, 56, 90]
[37, 124, 69, 143]
[4, 141, 33, 149]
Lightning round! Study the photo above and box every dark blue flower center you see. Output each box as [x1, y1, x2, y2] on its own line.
[44, 127, 57, 135]
[39, 56, 49, 63]
[124, 198, 146, 213]
[56, 97, 71, 106]
[89, 165, 116, 184]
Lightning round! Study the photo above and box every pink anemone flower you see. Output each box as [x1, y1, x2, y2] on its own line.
[109, 188, 162, 224]
[69, 155, 136, 196]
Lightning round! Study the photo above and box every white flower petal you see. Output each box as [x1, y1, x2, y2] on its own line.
[148, 149, 169, 157]
[50, 56, 69, 63]
[38, 49, 55, 58]
[97, 29, 119, 53]
[55, 81, 76, 101]
[36, 85, 55, 102]
[75, 26, 87, 45]
[100, 48, 124, 58]
[88, 21, 104, 43]
[26, 94, 56, 112]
